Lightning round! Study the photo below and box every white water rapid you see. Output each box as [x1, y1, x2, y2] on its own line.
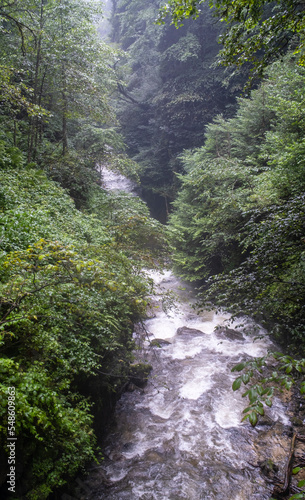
[100, 165, 139, 195]
[84, 170, 292, 499]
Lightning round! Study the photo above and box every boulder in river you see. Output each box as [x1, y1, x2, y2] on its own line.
[215, 327, 245, 342]
[176, 326, 205, 336]
[150, 338, 171, 347]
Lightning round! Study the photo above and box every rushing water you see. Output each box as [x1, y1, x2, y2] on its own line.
[100, 166, 139, 196]
[82, 170, 292, 499]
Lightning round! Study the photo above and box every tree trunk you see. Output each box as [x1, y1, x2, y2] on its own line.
[28, 0, 44, 162]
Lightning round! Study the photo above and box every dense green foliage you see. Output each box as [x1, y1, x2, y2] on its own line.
[158, 0, 305, 79]
[0, 0, 137, 208]
[110, 0, 246, 218]
[1, 0, 305, 497]
[0, 1, 167, 498]
[0, 160, 166, 498]
[169, 53, 305, 349]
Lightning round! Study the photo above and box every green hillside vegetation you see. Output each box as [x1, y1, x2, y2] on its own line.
[158, 0, 305, 79]
[169, 54, 305, 348]
[0, 159, 166, 500]
[1, 0, 305, 497]
[0, 1, 166, 498]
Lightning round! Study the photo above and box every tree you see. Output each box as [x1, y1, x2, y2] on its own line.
[158, 0, 305, 78]
[0, 0, 120, 163]
[0, 0, 136, 209]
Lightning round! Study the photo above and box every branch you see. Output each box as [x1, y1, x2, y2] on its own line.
[0, 9, 37, 54]
[117, 82, 140, 104]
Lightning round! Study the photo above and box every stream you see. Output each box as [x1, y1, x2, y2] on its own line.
[82, 168, 293, 499]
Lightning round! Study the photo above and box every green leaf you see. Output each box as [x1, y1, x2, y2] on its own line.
[249, 411, 258, 426]
[248, 388, 258, 403]
[242, 372, 251, 384]
[232, 377, 242, 391]
[256, 406, 264, 416]
[232, 362, 246, 372]
[242, 406, 252, 414]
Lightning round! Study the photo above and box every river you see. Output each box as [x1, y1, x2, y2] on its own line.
[81, 168, 292, 499]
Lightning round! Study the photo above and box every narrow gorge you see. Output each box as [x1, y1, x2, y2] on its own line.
[78, 170, 295, 500]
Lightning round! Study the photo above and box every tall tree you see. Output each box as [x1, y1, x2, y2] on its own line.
[0, 0, 118, 163]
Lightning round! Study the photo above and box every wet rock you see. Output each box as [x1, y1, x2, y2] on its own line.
[215, 327, 245, 342]
[144, 450, 164, 463]
[291, 416, 304, 426]
[256, 416, 274, 427]
[176, 326, 205, 336]
[150, 338, 171, 347]
[122, 442, 135, 452]
[126, 382, 144, 393]
[128, 362, 152, 388]
[108, 451, 125, 462]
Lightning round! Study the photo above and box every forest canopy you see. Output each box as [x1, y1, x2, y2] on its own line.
[169, 53, 305, 347]
[158, 0, 305, 77]
[110, 0, 247, 219]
